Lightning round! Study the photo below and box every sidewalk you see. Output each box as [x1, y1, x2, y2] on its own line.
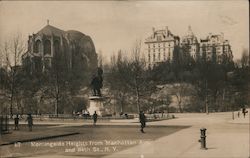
[105, 112, 250, 158]
[1, 112, 249, 158]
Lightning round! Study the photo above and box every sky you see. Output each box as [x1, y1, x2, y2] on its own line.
[0, 1, 249, 63]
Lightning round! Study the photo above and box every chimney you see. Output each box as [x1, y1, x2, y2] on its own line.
[165, 26, 168, 31]
[152, 27, 155, 33]
[219, 32, 224, 43]
[165, 26, 169, 36]
[188, 25, 193, 35]
[152, 27, 155, 38]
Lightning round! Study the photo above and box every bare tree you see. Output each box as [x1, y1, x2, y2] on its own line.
[129, 40, 147, 113]
[106, 50, 130, 113]
[0, 33, 26, 117]
[106, 40, 156, 114]
[98, 50, 103, 68]
[241, 48, 249, 68]
[171, 83, 190, 113]
[151, 86, 172, 113]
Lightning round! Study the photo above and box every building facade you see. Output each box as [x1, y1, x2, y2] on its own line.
[22, 22, 98, 73]
[144, 27, 180, 68]
[181, 26, 200, 60]
[144, 26, 233, 68]
[200, 33, 233, 63]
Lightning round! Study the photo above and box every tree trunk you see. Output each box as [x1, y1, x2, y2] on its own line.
[205, 80, 209, 114]
[55, 99, 58, 117]
[10, 77, 14, 118]
[178, 101, 182, 113]
[136, 86, 140, 113]
[175, 94, 182, 113]
[10, 95, 13, 117]
[120, 100, 123, 113]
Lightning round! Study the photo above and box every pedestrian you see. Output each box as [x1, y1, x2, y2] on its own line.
[26, 114, 33, 131]
[242, 107, 248, 118]
[14, 114, 19, 130]
[139, 111, 146, 133]
[237, 111, 240, 118]
[93, 111, 98, 126]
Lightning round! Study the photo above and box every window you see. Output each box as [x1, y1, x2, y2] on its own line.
[34, 40, 41, 53]
[157, 36, 162, 41]
[44, 40, 51, 55]
[44, 58, 51, 69]
[54, 40, 60, 56]
[158, 53, 160, 60]
[33, 57, 42, 72]
[153, 53, 155, 61]
[225, 46, 228, 51]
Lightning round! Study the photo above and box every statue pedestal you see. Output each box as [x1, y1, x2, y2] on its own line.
[88, 96, 105, 116]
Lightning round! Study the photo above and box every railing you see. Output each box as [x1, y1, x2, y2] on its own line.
[145, 113, 175, 121]
[18, 114, 136, 121]
[28, 113, 174, 121]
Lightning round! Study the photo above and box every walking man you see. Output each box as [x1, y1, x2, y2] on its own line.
[139, 111, 146, 133]
[14, 114, 19, 130]
[242, 107, 248, 118]
[26, 114, 33, 131]
[93, 111, 98, 126]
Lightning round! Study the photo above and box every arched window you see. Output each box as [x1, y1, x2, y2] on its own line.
[34, 40, 41, 53]
[44, 40, 51, 55]
[54, 40, 60, 56]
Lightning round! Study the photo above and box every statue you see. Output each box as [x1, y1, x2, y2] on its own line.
[91, 67, 103, 96]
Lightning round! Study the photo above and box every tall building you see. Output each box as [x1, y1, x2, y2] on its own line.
[200, 33, 233, 63]
[145, 26, 233, 67]
[181, 26, 200, 60]
[22, 22, 98, 73]
[144, 27, 180, 68]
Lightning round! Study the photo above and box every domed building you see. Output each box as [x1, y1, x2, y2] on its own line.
[22, 22, 97, 73]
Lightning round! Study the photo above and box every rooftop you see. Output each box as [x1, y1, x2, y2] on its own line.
[37, 24, 65, 36]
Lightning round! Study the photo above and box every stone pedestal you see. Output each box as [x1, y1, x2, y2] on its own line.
[88, 96, 105, 116]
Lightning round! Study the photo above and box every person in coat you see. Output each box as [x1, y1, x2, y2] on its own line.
[139, 111, 146, 133]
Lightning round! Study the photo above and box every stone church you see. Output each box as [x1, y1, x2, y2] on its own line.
[22, 22, 98, 73]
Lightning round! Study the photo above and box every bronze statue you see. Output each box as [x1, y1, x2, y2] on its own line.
[91, 67, 103, 96]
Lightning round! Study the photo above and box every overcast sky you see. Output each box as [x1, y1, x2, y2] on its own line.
[0, 1, 248, 62]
